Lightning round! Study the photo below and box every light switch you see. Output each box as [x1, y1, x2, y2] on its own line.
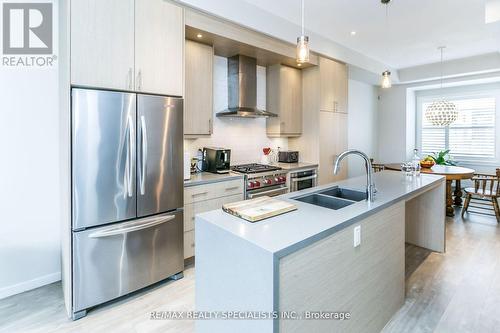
[354, 225, 361, 247]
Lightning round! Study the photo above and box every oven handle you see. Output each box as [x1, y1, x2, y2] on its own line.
[290, 174, 317, 182]
[247, 187, 288, 199]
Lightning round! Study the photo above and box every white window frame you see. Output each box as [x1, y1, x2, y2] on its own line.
[416, 83, 500, 166]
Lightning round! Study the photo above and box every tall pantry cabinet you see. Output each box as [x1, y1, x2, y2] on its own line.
[289, 57, 349, 185]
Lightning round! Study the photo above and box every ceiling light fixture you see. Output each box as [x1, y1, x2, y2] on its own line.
[380, 0, 392, 89]
[196, 33, 203, 38]
[424, 47, 458, 127]
[381, 70, 392, 89]
[296, 0, 309, 63]
[350, 31, 357, 36]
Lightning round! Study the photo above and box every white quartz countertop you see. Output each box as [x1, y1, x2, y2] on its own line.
[197, 171, 445, 256]
[184, 172, 243, 187]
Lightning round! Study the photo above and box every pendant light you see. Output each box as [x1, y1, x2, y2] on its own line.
[424, 47, 458, 127]
[380, 0, 392, 88]
[381, 70, 392, 89]
[296, 0, 310, 63]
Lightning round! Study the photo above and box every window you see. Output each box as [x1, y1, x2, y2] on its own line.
[417, 88, 499, 164]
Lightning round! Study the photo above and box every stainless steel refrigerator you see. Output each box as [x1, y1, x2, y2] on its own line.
[71, 88, 184, 319]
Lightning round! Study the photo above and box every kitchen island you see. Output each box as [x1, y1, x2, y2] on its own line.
[195, 171, 445, 333]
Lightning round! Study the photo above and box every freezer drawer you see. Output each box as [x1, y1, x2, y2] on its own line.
[72, 211, 184, 312]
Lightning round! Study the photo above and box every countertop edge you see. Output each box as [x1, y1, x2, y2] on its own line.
[184, 174, 244, 187]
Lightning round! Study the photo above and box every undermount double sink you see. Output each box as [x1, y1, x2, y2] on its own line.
[292, 186, 367, 210]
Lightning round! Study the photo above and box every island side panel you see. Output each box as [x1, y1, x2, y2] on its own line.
[278, 202, 405, 333]
[405, 180, 446, 252]
[195, 215, 275, 333]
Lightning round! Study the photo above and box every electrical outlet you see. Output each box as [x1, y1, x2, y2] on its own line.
[354, 225, 361, 247]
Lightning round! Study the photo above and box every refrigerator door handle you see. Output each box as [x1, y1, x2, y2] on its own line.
[139, 115, 148, 196]
[88, 214, 176, 238]
[126, 114, 135, 197]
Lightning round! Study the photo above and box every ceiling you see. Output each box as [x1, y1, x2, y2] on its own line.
[242, 0, 500, 69]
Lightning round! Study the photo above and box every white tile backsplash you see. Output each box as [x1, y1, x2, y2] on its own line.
[184, 55, 288, 164]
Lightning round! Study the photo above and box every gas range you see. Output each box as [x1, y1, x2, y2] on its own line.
[231, 163, 288, 199]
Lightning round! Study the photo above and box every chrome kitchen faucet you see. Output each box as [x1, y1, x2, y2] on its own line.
[333, 150, 376, 202]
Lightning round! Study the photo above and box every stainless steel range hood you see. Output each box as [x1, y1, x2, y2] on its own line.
[217, 55, 277, 118]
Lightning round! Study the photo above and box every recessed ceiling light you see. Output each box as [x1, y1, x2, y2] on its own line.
[196, 33, 203, 38]
[350, 31, 357, 36]
[297, 63, 302, 67]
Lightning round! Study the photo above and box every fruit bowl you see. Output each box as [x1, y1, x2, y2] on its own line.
[420, 160, 435, 169]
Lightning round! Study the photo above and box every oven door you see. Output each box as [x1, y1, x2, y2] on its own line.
[290, 169, 318, 192]
[247, 185, 288, 199]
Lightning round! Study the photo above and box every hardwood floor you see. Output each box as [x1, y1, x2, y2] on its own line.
[1, 208, 499, 333]
[383, 208, 500, 333]
[0, 266, 195, 333]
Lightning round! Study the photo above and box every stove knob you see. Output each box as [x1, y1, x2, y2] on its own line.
[281, 176, 287, 182]
[247, 181, 254, 188]
[254, 181, 261, 187]
[274, 177, 279, 182]
[264, 179, 272, 185]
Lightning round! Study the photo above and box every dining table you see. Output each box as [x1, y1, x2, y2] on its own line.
[384, 164, 475, 217]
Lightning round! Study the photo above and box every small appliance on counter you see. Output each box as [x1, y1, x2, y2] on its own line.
[203, 147, 231, 174]
[278, 150, 299, 163]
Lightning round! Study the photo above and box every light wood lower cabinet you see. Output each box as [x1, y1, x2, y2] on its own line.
[183, 180, 244, 259]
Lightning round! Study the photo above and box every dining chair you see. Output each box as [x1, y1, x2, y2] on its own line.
[461, 168, 500, 223]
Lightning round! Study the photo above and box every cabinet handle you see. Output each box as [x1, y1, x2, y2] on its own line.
[192, 191, 208, 197]
[225, 186, 239, 191]
[208, 119, 212, 134]
[137, 70, 142, 91]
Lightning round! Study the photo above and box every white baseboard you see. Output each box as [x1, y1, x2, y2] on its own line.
[0, 272, 61, 300]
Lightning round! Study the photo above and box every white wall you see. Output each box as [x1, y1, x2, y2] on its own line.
[347, 80, 379, 178]
[0, 3, 60, 298]
[184, 56, 288, 164]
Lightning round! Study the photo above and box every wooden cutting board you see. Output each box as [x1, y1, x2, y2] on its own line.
[222, 196, 297, 222]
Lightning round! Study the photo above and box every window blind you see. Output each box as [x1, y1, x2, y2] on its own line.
[420, 97, 496, 161]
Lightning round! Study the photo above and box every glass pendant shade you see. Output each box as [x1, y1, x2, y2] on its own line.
[381, 70, 392, 89]
[296, 35, 310, 63]
[425, 100, 458, 126]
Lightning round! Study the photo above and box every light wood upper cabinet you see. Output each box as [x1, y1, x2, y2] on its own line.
[319, 57, 335, 112]
[135, 0, 184, 96]
[71, 0, 135, 90]
[184, 40, 213, 136]
[266, 64, 302, 137]
[333, 62, 348, 114]
[319, 57, 348, 113]
[71, 0, 184, 96]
